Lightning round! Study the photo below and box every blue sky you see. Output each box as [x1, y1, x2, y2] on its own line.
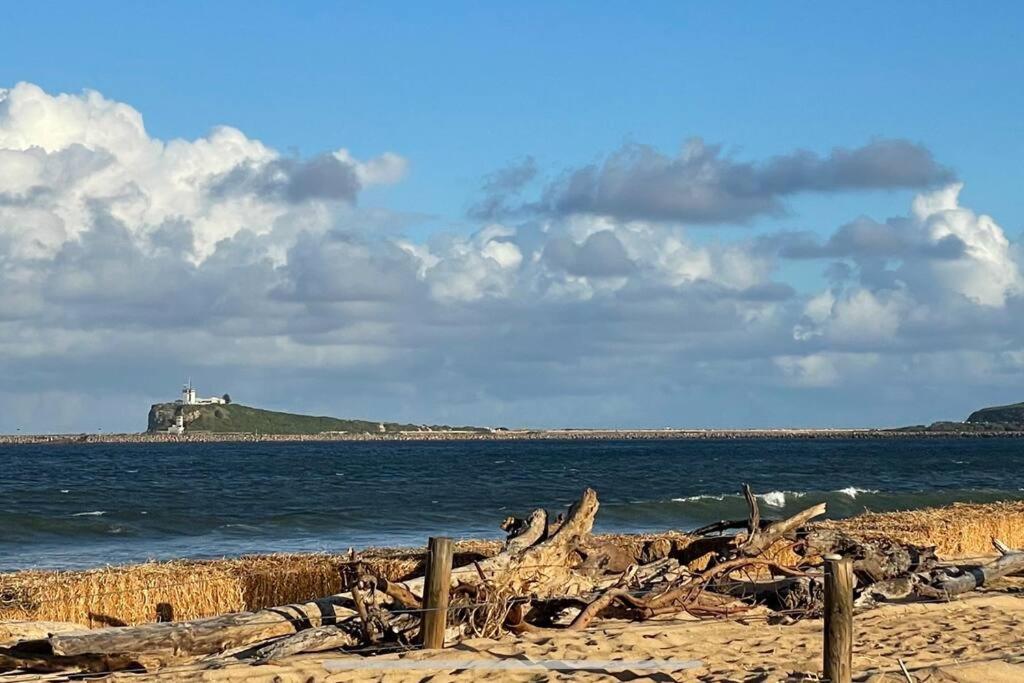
[1, 3, 1022, 431]
[5, 2, 1020, 235]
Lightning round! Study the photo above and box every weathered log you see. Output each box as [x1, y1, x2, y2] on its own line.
[934, 549, 1024, 597]
[44, 596, 357, 667]
[252, 624, 360, 664]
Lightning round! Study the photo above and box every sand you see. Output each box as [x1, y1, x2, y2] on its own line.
[47, 582, 1022, 682]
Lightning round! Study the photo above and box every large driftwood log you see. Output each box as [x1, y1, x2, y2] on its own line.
[934, 543, 1024, 597]
[33, 597, 359, 669]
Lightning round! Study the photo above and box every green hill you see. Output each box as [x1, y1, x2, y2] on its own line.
[965, 401, 1024, 425]
[147, 402, 483, 435]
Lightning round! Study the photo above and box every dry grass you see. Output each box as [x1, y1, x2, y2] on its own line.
[821, 500, 1024, 557]
[3, 501, 1023, 628]
[0, 543, 498, 627]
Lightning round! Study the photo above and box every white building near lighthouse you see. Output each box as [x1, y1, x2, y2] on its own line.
[178, 381, 226, 406]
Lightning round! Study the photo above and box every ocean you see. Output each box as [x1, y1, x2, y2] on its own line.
[2, 437, 1022, 571]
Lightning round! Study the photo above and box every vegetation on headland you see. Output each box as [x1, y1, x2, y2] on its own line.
[965, 401, 1024, 426]
[146, 402, 489, 435]
[889, 399, 1024, 433]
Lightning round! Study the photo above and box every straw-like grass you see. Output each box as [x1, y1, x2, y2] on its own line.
[818, 500, 1024, 557]
[0, 544, 498, 627]
[3, 501, 1023, 628]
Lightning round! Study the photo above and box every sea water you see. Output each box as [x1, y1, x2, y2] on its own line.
[1, 438, 1022, 570]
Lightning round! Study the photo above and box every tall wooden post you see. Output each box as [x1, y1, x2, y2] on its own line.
[420, 536, 454, 649]
[823, 554, 854, 683]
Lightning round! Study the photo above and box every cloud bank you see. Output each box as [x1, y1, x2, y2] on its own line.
[0, 82, 1021, 432]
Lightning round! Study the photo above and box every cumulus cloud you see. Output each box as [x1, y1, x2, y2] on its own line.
[0, 82, 407, 261]
[540, 138, 954, 224]
[3, 82, 1024, 432]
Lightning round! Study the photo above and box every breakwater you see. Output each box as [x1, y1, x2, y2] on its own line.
[2, 428, 1023, 445]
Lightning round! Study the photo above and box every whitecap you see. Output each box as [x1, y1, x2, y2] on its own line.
[671, 494, 727, 502]
[835, 487, 878, 498]
[72, 511, 106, 517]
[59, 489, 69, 494]
[494, 460, 506, 464]
[126, 469, 139, 473]
[758, 491, 788, 508]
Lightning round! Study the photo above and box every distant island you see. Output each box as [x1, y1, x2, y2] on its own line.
[5, 388, 1024, 444]
[147, 383, 490, 436]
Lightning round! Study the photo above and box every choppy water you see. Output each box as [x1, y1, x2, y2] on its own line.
[2, 438, 1023, 571]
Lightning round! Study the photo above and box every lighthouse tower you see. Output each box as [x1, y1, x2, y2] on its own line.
[181, 380, 197, 405]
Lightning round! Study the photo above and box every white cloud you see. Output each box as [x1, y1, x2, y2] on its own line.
[913, 183, 1020, 306]
[0, 82, 407, 261]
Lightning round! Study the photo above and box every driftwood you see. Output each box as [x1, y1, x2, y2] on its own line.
[933, 542, 1024, 597]
[0, 489, 600, 674]
[740, 501, 827, 557]
[252, 624, 360, 664]
[801, 528, 938, 581]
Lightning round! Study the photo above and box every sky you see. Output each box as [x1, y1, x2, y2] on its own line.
[0, 2, 1022, 432]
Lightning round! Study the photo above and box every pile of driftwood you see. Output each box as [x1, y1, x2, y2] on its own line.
[2, 485, 1023, 677]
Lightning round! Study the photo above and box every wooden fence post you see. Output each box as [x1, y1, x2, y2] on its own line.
[420, 536, 454, 649]
[823, 554, 854, 683]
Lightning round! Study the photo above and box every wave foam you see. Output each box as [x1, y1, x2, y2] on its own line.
[758, 491, 788, 507]
[835, 487, 878, 498]
[71, 510, 106, 517]
[671, 494, 727, 502]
